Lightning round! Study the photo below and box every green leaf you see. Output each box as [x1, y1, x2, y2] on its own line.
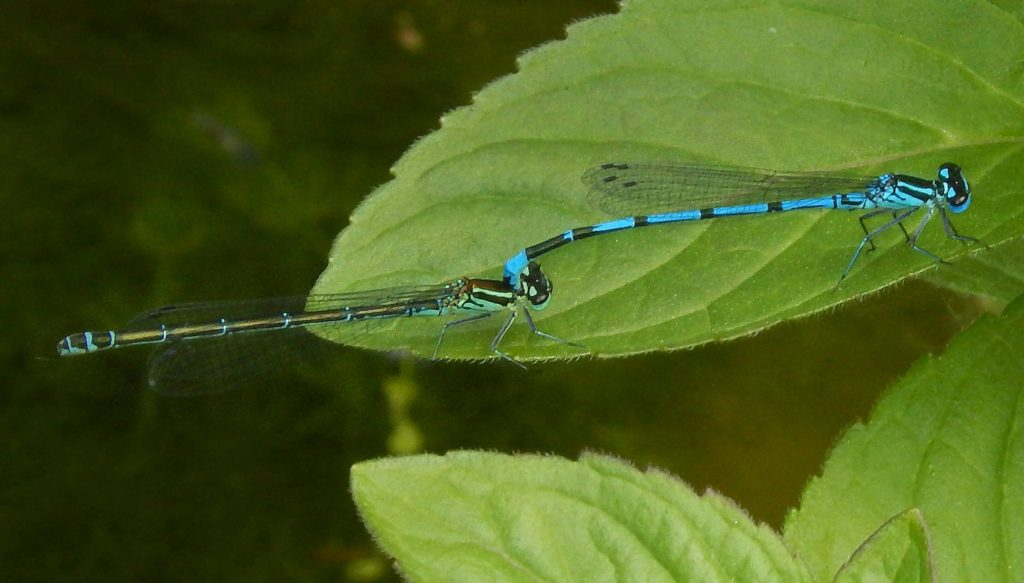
[313, 0, 1024, 361]
[352, 298, 1024, 581]
[351, 451, 810, 583]
[832, 509, 935, 583]
[783, 294, 1024, 582]
[924, 237, 1024, 309]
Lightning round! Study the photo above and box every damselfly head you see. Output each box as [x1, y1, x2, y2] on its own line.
[937, 162, 971, 213]
[518, 261, 552, 310]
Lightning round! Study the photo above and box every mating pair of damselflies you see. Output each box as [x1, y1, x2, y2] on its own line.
[58, 161, 979, 393]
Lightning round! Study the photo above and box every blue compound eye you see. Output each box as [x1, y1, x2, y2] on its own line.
[939, 162, 970, 212]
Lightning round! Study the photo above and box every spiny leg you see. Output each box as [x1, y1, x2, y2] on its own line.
[936, 205, 984, 247]
[433, 312, 493, 360]
[521, 307, 587, 351]
[892, 211, 911, 242]
[839, 207, 920, 283]
[858, 209, 910, 253]
[489, 309, 527, 369]
[906, 205, 946, 264]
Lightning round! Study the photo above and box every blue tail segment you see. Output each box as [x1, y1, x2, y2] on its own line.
[501, 162, 975, 286]
[503, 249, 529, 284]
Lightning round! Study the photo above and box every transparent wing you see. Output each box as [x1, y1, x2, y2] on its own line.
[583, 162, 879, 216]
[126, 283, 459, 330]
[146, 327, 339, 397]
[123, 281, 461, 396]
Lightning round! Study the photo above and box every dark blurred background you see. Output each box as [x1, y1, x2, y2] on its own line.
[1, 1, 982, 581]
